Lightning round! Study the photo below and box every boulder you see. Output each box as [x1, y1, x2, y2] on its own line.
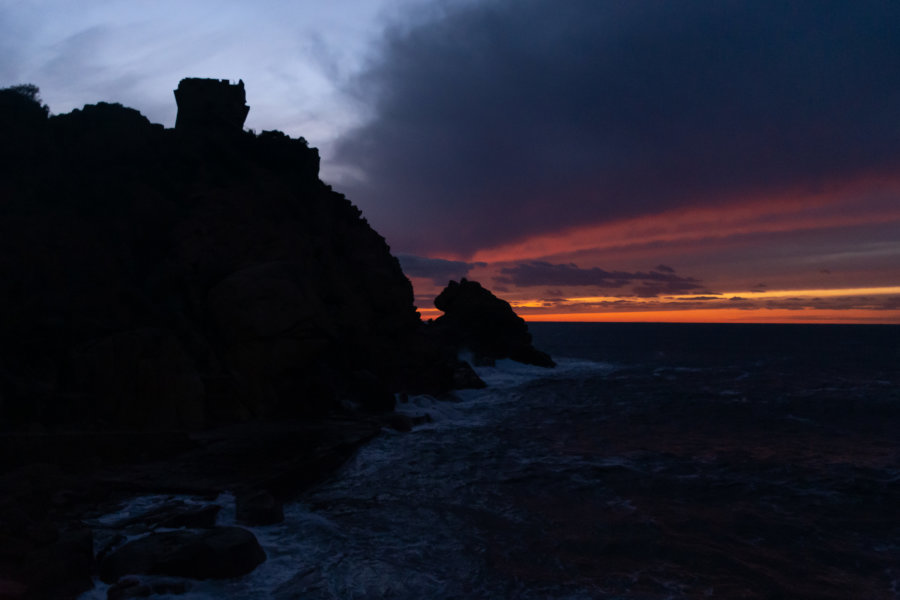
[107, 576, 190, 599]
[235, 490, 284, 526]
[107, 577, 151, 599]
[110, 500, 221, 531]
[452, 360, 488, 389]
[386, 332, 485, 394]
[380, 412, 433, 432]
[429, 279, 555, 368]
[382, 412, 414, 432]
[23, 527, 94, 598]
[99, 527, 265, 582]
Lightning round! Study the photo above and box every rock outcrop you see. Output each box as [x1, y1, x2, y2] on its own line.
[429, 279, 556, 368]
[99, 527, 266, 582]
[0, 81, 552, 596]
[0, 80, 428, 429]
[174, 78, 249, 134]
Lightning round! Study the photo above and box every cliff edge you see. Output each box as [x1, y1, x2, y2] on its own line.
[0, 79, 431, 430]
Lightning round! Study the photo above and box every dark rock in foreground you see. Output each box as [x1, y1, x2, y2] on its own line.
[236, 490, 284, 526]
[0, 81, 551, 429]
[429, 279, 555, 368]
[99, 526, 265, 582]
[107, 576, 190, 599]
[22, 527, 94, 598]
[0, 416, 385, 597]
[0, 80, 434, 429]
[0, 81, 553, 596]
[108, 500, 221, 531]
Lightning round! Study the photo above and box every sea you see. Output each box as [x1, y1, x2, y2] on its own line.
[81, 323, 900, 599]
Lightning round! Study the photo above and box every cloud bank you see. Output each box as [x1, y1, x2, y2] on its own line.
[335, 0, 900, 256]
[497, 261, 702, 297]
[397, 253, 485, 285]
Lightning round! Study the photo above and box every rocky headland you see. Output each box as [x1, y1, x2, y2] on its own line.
[428, 279, 556, 368]
[0, 79, 552, 597]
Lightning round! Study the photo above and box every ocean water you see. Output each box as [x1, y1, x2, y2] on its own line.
[82, 323, 900, 599]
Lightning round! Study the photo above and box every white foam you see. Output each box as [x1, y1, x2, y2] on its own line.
[474, 356, 616, 388]
[394, 393, 469, 425]
[78, 357, 618, 600]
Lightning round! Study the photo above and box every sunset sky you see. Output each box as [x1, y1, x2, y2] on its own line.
[3, 0, 899, 323]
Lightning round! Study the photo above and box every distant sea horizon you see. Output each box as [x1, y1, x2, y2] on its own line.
[418, 307, 900, 325]
[527, 321, 900, 374]
[82, 320, 900, 598]
[519, 315, 900, 325]
[517, 322, 900, 327]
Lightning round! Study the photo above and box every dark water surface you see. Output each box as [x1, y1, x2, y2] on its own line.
[84, 323, 900, 599]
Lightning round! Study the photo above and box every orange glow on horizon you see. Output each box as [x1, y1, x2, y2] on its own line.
[409, 176, 900, 326]
[418, 305, 900, 324]
[710, 286, 900, 299]
[418, 308, 441, 321]
[418, 284, 900, 324]
[520, 308, 900, 324]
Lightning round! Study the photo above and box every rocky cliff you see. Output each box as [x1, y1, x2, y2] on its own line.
[0, 80, 436, 430]
[0, 81, 557, 598]
[428, 279, 556, 368]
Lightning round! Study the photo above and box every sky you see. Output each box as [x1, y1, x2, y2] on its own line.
[3, 0, 899, 323]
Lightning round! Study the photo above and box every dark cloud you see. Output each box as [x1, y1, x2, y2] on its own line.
[879, 296, 900, 310]
[396, 253, 485, 285]
[498, 261, 701, 294]
[524, 293, 900, 315]
[632, 281, 705, 298]
[414, 294, 436, 306]
[336, 0, 900, 255]
[758, 295, 900, 312]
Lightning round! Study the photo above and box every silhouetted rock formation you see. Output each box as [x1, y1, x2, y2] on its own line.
[0, 81, 553, 596]
[174, 78, 249, 134]
[0, 80, 431, 430]
[429, 279, 556, 368]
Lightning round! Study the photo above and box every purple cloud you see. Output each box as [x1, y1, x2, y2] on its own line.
[497, 261, 703, 297]
[335, 0, 900, 256]
[397, 254, 485, 285]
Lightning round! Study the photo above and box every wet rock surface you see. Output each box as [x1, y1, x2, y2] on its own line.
[106, 575, 190, 599]
[0, 417, 389, 597]
[99, 526, 265, 582]
[106, 500, 221, 531]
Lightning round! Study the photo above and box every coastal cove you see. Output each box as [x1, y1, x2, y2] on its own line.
[78, 322, 900, 598]
[2, 75, 898, 598]
[0, 81, 554, 598]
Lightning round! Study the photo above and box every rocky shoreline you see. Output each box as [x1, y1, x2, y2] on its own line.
[1, 414, 411, 598]
[0, 80, 553, 597]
